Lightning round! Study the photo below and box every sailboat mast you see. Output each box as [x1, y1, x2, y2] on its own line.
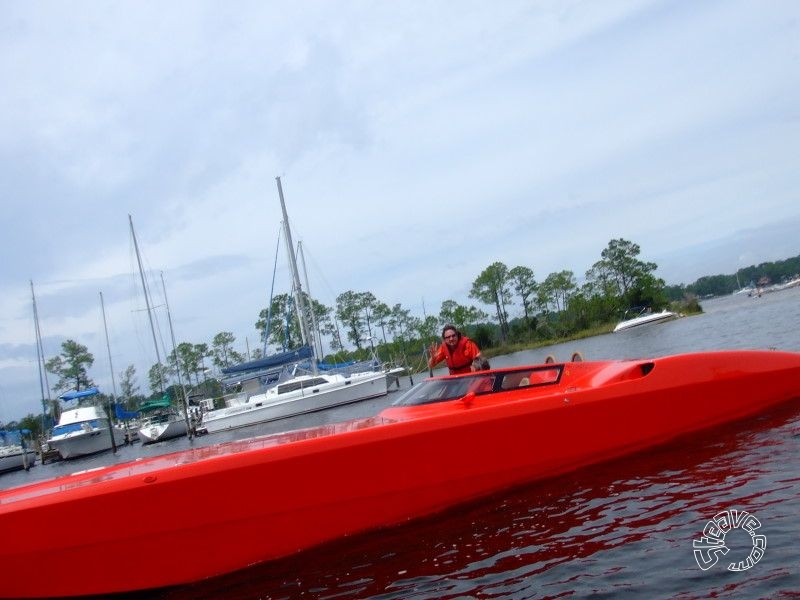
[31, 281, 53, 430]
[275, 177, 314, 358]
[129, 214, 165, 392]
[99, 292, 119, 399]
[262, 227, 283, 356]
[160, 272, 192, 437]
[297, 241, 323, 359]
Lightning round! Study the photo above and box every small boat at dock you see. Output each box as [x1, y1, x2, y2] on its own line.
[1, 349, 799, 598]
[137, 398, 189, 444]
[0, 431, 36, 474]
[45, 388, 125, 460]
[201, 369, 388, 433]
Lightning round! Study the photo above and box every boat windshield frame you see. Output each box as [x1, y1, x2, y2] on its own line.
[51, 420, 102, 436]
[392, 365, 564, 407]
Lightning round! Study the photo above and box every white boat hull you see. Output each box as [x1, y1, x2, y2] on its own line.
[613, 310, 678, 333]
[138, 417, 189, 444]
[48, 427, 126, 460]
[0, 447, 37, 473]
[202, 371, 389, 434]
[47, 405, 126, 460]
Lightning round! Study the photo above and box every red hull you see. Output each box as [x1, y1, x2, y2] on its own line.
[1, 350, 799, 598]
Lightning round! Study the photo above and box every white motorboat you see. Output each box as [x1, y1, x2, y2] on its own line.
[137, 399, 189, 444]
[613, 308, 678, 333]
[0, 431, 36, 473]
[47, 389, 125, 459]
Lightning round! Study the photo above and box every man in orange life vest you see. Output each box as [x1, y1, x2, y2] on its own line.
[428, 324, 484, 375]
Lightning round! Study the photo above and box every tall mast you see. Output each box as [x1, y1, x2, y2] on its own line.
[262, 227, 282, 356]
[298, 241, 322, 358]
[160, 271, 192, 437]
[129, 214, 165, 392]
[276, 177, 315, 367]
[99, 292, 118, 399]
[31, 281, 52, 430]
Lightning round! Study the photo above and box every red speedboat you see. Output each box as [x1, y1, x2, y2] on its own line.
[2, 350, 799, 598]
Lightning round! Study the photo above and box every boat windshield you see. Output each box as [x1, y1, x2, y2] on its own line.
[51, 420, 101, 436]
[392, 365, 563, 407]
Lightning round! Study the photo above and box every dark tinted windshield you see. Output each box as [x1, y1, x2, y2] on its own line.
[392, 366, 562, 407]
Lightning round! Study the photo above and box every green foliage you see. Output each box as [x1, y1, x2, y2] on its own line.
[335, 290, 368, 349]
[16, 414, 44, 440]
[438, 299, 488, 332]
[256, 291, 331, 352]
[20, 240, 800, 426]
[211, 332, 243, 369]
[585, 239, 664, 313]
[147, 362, 170, 396]
[470, 262, 512, 341]
[665, 254, 800, 299]
[470, 324, 497, 349]
[508, 266, 537, 320]
[44, 339, 95, 394]
[119, 365, 138, 399]
[540, 270, 578, 312]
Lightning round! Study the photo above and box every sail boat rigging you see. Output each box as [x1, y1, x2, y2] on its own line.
[129, 215, 166, 393]
[128, 215, 190, 443]
[297, 240, 324, 360]
[34, 282, 125, 460]
[0, 282, 47, 471]
[99, 292, 118, 399]
[199, 176, 389, 434]
[30, 281, 52, 432]
[277, 177, 314, 359]
[160, 271, 194, 438]
[262, 226, 283, 356]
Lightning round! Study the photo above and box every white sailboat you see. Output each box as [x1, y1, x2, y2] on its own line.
[129, 216, 190, 443]
[201, 177, 388, 434]
[0, 430, 36, 473]
[137, 398, 189, 444]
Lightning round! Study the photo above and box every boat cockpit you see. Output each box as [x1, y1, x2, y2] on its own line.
[391, 365, 564, 407]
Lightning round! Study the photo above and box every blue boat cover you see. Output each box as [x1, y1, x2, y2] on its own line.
[59, 387, 100, 401]
[221, 345, 314, 374]
[0, 430, 31, 445]
[114, 404, 140, 420]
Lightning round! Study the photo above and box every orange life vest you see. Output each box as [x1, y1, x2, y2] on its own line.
[435, 336, 481, 374]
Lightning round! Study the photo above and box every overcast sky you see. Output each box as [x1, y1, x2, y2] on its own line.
[1, 1, 798, 421]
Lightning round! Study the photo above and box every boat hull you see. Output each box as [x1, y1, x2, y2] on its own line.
[202, 371, 388, 433]
[613, 309, 678, 332]
[1, 350, 799, 598]
[0, 448, 36, 473]
[138, 417, 189, 444]
[47, 427, 126, 459]
[46, 404, 126, 459]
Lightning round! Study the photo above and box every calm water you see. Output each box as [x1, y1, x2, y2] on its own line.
[5, 287, 800, 599]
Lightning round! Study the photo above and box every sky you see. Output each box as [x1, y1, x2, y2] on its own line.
[1, 0, 799, 421]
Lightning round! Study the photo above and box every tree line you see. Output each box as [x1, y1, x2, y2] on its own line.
[665, 254, 800, 299]
[12, 237, 700, 435]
